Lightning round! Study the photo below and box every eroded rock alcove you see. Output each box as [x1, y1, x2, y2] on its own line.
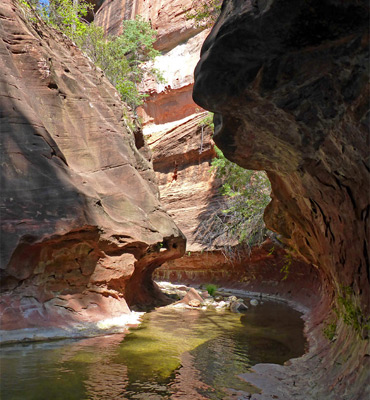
[0, 0, 185, 334]
[1, 0, 369, 398]
[193, 0, 369, 398]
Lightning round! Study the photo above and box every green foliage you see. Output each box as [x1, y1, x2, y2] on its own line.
[323, 321, 337, 341]
[76, 16, 161, 108]
[198, 112, 214, 129]
[196, 146, 271, 258]
[43, 0, 93, 40]
[17, 0, 40, 22]
[338, 286, 370, 338]
[205, 284, 218, 297]
[280, 253, 293, 281]
[185, 0, 222, 28]
[20, 1, 162, 109]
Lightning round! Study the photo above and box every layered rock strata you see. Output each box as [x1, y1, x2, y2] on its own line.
[95, 0, 201, 51]
[95, 0, 223, 252]
[193, 0, 369, 398]
[0, 0, 185, 333]
[146, 113, 221, 251]
[155, 239, 322, 310]
[94, 1, 323, 317]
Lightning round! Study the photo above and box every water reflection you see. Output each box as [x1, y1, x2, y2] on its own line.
[0, 300, 306, 399]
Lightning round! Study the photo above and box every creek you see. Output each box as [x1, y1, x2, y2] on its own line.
[0, 297, 306, 399]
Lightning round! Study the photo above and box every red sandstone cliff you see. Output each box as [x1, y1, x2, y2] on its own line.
[95, 0, 202, 51]
[93, 0, 321, 308]
[95, 0, 221, 252]
[0, 0, 185, 334]
[193, 0, 370, 398]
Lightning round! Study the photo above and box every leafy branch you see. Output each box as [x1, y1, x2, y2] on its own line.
[196, 144, 272, 260]
[19, 0, 163, 110]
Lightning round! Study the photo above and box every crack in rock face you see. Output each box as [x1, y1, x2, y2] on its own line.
[193, 0, 369, 398]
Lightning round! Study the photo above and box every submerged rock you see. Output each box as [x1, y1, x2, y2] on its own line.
[230, 300, 248, 313]
[188, 299, 201, 308]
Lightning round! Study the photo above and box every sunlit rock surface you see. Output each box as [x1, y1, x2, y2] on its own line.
[95, 0, 201, 51]
[138, 30, 210, 125]
[0, 0, 185, 333]
[145, 113, 221, 252]
[193, 0, 369, 398]
[95, 0, 323, 313]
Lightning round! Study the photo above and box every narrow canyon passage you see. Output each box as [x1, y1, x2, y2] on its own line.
[0, 0, 369, 399]
[1, 289, 307, 400]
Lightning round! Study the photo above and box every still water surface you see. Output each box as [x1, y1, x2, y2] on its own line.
[0, 299, 306, 399]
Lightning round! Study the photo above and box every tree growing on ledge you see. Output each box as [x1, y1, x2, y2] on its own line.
[185, 0, 222, 28]
[196, 133, 272, 258]
[77, 16, 162, 109]
[21, 0, 162, 109]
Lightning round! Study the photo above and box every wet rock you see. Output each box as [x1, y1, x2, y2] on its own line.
[188, 299, 201, 308]
[216, 300, 227, 308]
[193, 0, 369, 398]
[230, 301, 248, 313]
[250, 299, 259, 306]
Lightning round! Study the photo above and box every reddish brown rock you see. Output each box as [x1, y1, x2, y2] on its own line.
[95, 0, 202, 51]
[138, 84, 199, 125]
[193, 0, 369, 398]
[146, 113, 221, 251]
[0, 0, 185, 332]
[180, 287, 204, 306]
[155, 239, 322, 310]
[138, 29, 209, 125]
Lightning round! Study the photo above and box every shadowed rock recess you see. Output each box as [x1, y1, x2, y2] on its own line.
[0, 0, 185, 333]
[193, 0, 369, 399]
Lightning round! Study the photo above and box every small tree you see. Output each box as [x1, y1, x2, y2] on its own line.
[22, 0, 162, 110]
[186, 0, 222, 28]
[44, 0, 93, 40]
[106, 16, 162, 109]
[196, 133, 272, 258]
[76, 16, 161, 109]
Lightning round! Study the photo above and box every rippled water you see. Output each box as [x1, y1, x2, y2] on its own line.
[0, 299, 306, 399]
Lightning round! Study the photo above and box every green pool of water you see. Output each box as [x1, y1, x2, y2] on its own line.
[0, 299, 306, 399]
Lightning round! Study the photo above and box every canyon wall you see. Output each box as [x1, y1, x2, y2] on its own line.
[0, 0, 185, 333]
[95, 0, 201, 51]
[95, 0, 224, 252]
[94, 0, 323, 310]
[193, 0, 369, 398]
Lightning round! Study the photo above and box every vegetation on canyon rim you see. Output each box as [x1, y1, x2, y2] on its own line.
[186, 0, 222, 28]
[19, 0, 162, 109]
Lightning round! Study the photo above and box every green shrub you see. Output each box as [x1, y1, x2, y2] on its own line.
[19, 1, 162, 110]
[196, 146, 271, 258]
[185, 0, 222, 28]
[338, 286, 370, 338]
[323, 322, 337, 341]
[205, 284, 218, 296]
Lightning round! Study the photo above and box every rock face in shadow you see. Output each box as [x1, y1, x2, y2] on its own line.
[193, 0, 369, 398]
[155, 239, 322, 310]
[0, 0, 185, 331]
